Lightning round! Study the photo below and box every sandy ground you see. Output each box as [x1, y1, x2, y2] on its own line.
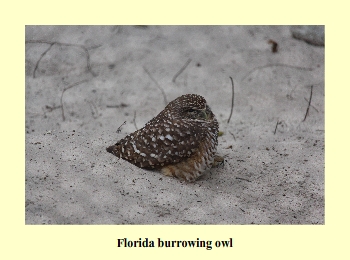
[25, 26, 324, 224]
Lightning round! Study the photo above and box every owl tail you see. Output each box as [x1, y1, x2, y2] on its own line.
[106, 143, 119, 156]
[106, 145, 114, 153]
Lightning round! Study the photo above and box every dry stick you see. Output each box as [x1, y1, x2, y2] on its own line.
[26, 40, 97, 77]
[86, 44, 102, 51]
[172, 58, 192, 83]
[88, 101, 99, 119]
[274, 120, 282, 135]
[84, 48, 94, 76]
[227, 77, 235, 124]
[116, 121, 126, 133]
[106, 103, 128, 108]
[33, 43, 54, 78]
[228, 131, 236, 141]
[236, 177, 251, 182]
[143, 67, 168, 106]
[304, 97, 319, 112]
[241, 63, 313, 81]
[133, 111, 138, 130]
[45, 105, 62, 112]
[302, 85, 314, 122]
[60, 79, 89, 121]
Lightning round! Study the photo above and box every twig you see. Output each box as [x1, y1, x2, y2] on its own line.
[229, 131, 236, 141]
[84, 48, 95, 76]
[302, 85, 313, 122]
[106, 103, 128, 108]
[242, 63, 313, 81]
[33, 43, 54, 78]
[26, 40, 97, 77]
[172, 58, 191, 83]
[227, 77, 235, 123]
[45, 105, 62, 112]
[86, 44, 102, 51]
[236, 177, 251, 182]
[117, 121, 126, 133]
[143, 67, 168, 106]
[304, 97, 319, 112]
[274, 120, 280, 135]
[133, 111, 138, 130]
[88, 101, 99, 119]
[60, 79, 89, 121]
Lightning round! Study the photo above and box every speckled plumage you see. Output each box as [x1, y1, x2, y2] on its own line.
[106, 94, 219, 181]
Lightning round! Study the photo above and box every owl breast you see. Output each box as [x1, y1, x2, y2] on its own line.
[161, 120, 218, 181]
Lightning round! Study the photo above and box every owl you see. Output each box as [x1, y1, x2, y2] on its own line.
[106, 94, 219, 182]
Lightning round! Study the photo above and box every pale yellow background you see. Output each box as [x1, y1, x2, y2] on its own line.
[1, 0, 348, 259]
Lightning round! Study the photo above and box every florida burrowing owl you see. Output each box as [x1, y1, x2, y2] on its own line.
[106, 94, 219, 181]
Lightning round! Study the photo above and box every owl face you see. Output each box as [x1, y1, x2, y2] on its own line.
[180, 105, 214, 121]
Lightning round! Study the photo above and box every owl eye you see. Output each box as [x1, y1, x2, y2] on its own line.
[186, 108, 195, 113]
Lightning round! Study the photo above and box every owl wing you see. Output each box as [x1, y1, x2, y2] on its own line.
[110, 119, 205, 168]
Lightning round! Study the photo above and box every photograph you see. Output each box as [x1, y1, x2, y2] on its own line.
[25, 25, 324, 225]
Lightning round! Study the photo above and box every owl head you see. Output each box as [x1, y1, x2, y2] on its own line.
[164, 94, 215, 122]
